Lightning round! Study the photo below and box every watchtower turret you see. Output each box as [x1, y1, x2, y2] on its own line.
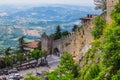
[41, 32, 53, 54]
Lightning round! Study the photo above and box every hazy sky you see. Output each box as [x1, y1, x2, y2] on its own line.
[0, 0, 94, 6]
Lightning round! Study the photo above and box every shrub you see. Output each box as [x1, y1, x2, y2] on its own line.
[91, 16, 106, 39]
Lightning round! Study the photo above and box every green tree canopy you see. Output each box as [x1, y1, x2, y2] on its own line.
[29, 49, 44, 64]
[24, 73, 41, 80]
[60, 52, 75, 70]
[47, 52, 79, 80]
[18, 36, 26, 53]
[91, 16, 106, 39]
[4, 55, 13, 67]
[16, 53, 24, 65]
[61, 30, 69, 37]
[111, 0, 120, 25]
[5, 47, 11, 55]
[54, 25, 62, 40]
[72, 25, 78, 32]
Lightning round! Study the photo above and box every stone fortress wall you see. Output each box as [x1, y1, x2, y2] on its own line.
[41, 0, 118, 61]
[41, 14, 97, 57]
[52, 14, 97, 57]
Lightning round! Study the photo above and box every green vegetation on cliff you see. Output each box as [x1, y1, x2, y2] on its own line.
[91, 16, 106, 39]
[78, 1, 120, 80]
[52, 25, 69, 40]
[47, 52, 79, 80]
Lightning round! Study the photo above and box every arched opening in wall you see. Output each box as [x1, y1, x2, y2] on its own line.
[53, 48, 60, 56]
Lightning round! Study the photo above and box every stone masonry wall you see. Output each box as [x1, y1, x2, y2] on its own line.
[106, 0, 118, 22]
[52, 17, 95, 61]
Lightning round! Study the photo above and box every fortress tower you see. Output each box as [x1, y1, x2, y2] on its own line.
[106, 0, 118, 22]
[41, 32, 53, 54]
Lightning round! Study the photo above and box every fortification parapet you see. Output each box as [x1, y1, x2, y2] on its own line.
[53, 32, 75, 44]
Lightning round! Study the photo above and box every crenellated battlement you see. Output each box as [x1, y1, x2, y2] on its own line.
[54, 32, 75, 43]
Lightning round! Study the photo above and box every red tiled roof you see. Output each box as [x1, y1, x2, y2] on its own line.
[25, 40, 40, 49]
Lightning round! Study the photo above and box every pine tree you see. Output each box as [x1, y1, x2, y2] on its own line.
[54, 25, 62, 40]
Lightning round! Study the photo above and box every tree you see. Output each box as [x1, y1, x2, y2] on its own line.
[60, 52, 75, 70]
[54, 25, 62, 40]
[84, 64, 101, 80]
[72, 25, 78, 32]
[12, 54, 17, 66]
[16, 53, 24, 65]
[91, 16, 106, 39]
[111, 0, 120, 25]
[29, 49, 46, 73]
[0, 60, 5, 68]
[26, 53, 32, 65]
[94, 0, 107, 11]
[24, 73, 41, 80]
[5, 47, 11, 55]
[47, 52, 79, 80]
[29, 49, 43, 66]
[61, 30, 69, 37]
[18, 36, 26, 53]
[4, 55, 13, 68]
[48, 69, 74, 80]
[112, 70, 120, 80]
[52, 25, 70, 40]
